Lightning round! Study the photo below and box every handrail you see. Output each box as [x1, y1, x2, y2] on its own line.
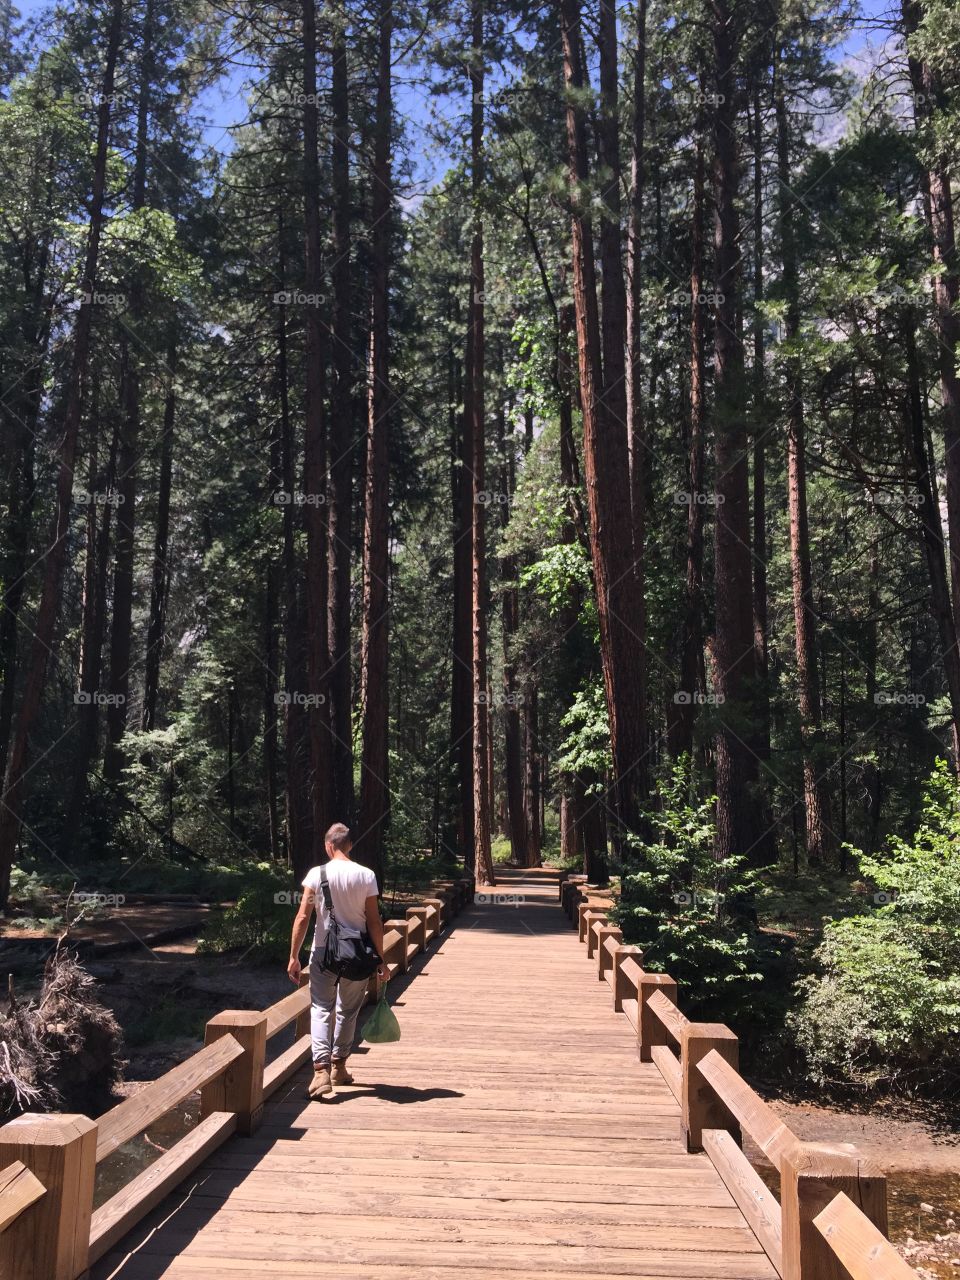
[0, 871, 475, 1280]
[697, 1048, 794, 1171]
[647, 988, 689, 1043]
[561, 876, 920, 1280]
[95, 1033, 244, 1162]
[0, 1160, 45, 1233]
[814, 1191, 918, 1280]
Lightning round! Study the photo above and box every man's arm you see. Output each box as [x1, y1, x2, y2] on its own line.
[364, 895, 390, 981]
[288, 887, 315, 984]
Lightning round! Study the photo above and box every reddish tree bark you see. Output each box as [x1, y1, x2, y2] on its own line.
[903, 0, 960, 662]
[560, 0, 649, 842]
[301, 0, 333, 854]
[775, 58, 833, 860]
[327, 2, 355, 818]
[709, 0, 769, 865]
[497, 404, 527, 864]
[668, 108, 707, 759]
[354, 0, 392, 886]
[141, 332, 177, 732]
[466, 0, 495, 886]
[626, 0, 647, 544]
[105, 0, 156, 779]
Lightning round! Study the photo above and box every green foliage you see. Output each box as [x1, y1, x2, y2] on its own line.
[197, 863, 296, 964]
[556, 679, 611, 781]
[615, 760, 765, 1017]
[792, 761, 960, 1090]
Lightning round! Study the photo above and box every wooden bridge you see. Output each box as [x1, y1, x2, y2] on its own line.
[1, 867, 917, 1280]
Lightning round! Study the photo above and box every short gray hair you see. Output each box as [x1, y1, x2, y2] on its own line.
[324, 822, 352, 851]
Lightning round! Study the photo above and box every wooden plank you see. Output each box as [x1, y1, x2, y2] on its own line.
[262, 1033, 312, 1098]
[813, 1191, 918, 1280]
[649, 989, 689, 1043]
[651, 1045, 682, 1102]
[100, 1233, 779, 1277]
[96, 1035, 244, 1162]
[89, 1112, 237, 1265]
[263, 985, 310, 1038]
[697, 1051, 794, 1170]
[0, 1160, 45, 1232]
[622, 997, 640, 1031]
[703, 1129, 783, 1276]
[99, 1260, 771, 1280]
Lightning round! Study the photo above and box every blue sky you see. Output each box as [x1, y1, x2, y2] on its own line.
[11, 0, 904, 192]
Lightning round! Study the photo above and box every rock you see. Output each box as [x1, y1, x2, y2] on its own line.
[921, 1202, 934, 1213]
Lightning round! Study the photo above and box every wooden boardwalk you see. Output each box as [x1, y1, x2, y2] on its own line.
[92, 867, 777, 1280]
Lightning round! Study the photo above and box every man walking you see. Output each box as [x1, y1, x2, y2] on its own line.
[288, 823, 389, 1098]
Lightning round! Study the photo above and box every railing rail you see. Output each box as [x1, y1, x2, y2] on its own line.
[0, 873, 474, 1280]
[0, 1159, 45, 1232]
[559, 871, 920, 1280]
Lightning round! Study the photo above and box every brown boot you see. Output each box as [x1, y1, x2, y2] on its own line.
[308, 1065, 332, 1098]
[331, 1059, 354, 1086]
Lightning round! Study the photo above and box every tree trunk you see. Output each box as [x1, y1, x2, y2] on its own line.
[451, 330, 474, 864]
[523, 681, 541, 864]
[775, 56, 833, 860]
[668, 105, 707, 759]
[709, 0, 768, 867]
[0, 0, 123, 908]
[560, 0, 648, 842]
[64, 390, 118, 842]
[141, 331, 177, 732]
[467, 0, 495, 887]
[354, 0, 392, 885]
[626, 0, 647, 541]
[327, 1, 354, 819]
[902, 316, 960, 756]
[750, 85, 771, 760]
[903, 0, 960, 651]
[105, 0, 155, 779]
[276, 208, 313, 873]
[301, 0, 333, 848]
[497, 407, 527, 864]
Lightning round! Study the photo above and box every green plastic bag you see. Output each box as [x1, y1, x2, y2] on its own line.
[362, 990, 401, 1043]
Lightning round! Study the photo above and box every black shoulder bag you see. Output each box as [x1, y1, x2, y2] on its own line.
[315, 864, 381, 980]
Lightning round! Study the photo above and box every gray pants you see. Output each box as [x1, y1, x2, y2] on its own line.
[309, 962, 369, 1064]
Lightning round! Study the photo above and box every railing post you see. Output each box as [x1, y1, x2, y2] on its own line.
[781, 1141, 888, 1280]
[579, 904, 605, 945]
[596, 925, 622, 980]
[406, 906, 430, 950]
[613, 945, 643, 1011]
[424, 894, 451, 928]
[585, 914, 609, 958]
[200, 1011, 267, 1136]
[680, 1023, 740, 1152]
[0, 1113, 96, 1280]
[637, 972, 678, 1061]
[384, 919, 411, 972]
[295, 970, 311, 1039]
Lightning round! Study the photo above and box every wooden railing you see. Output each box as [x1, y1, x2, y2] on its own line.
[0, 874, 474, 1280]
[559, 871, 922, 1280]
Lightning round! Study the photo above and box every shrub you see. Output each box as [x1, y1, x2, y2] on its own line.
[791, 760, 960, 1092]
[197, 863, 295, 963]
[615, 759, 765, 1018]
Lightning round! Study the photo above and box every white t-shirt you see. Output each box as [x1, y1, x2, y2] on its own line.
[302, 859, 379, 955]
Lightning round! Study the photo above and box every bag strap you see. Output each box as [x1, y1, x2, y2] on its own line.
[317, 864, 338, 925]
